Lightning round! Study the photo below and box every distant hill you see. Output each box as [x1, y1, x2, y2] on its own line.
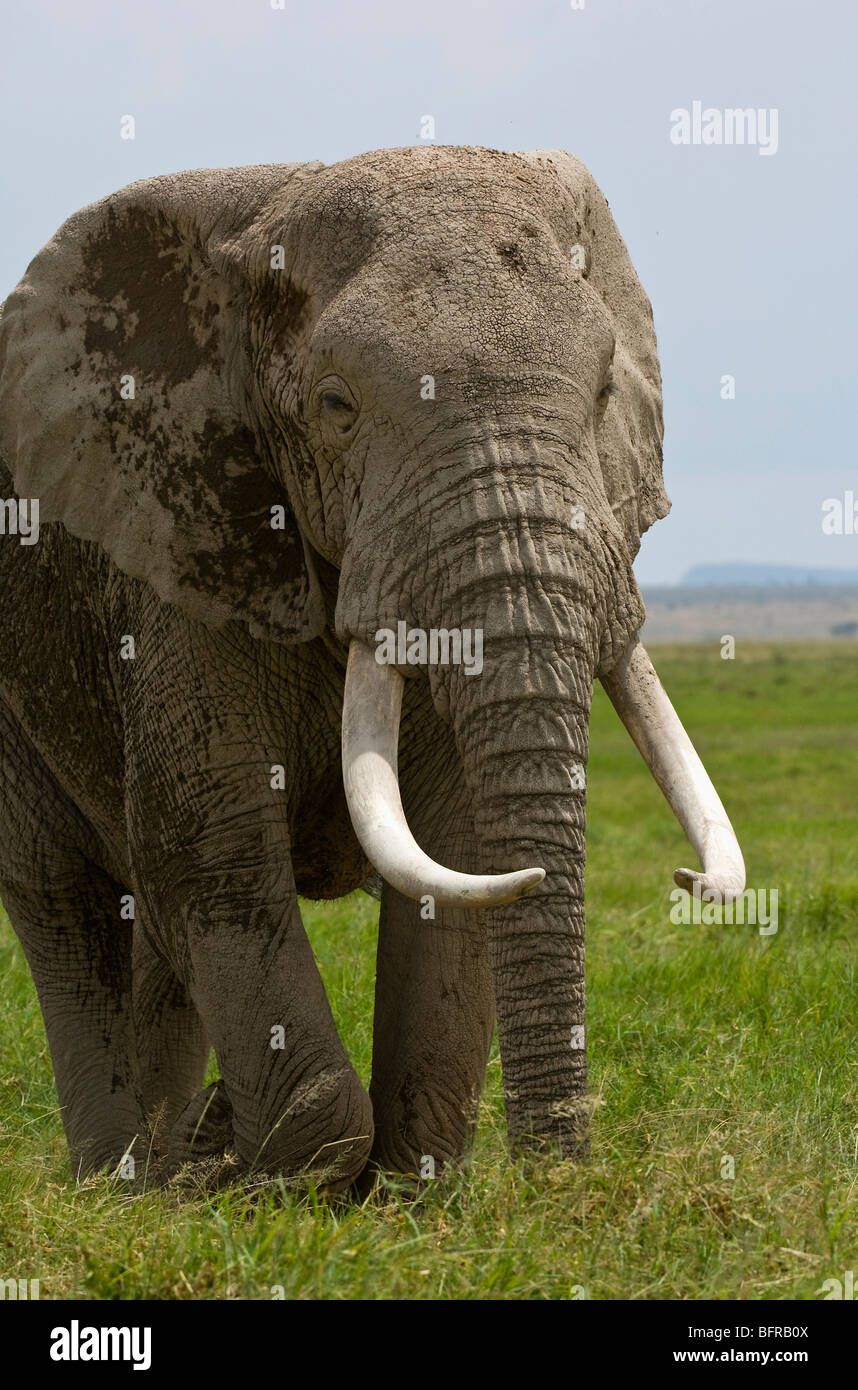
[641, 582, 858, 641]
[682, 564, 858, 588]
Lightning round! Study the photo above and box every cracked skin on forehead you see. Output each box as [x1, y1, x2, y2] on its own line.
[283, 145, 667, 559]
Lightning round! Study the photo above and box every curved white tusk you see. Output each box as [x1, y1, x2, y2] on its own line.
[341, 640, 545, 909]
[600, 639, 746, 903]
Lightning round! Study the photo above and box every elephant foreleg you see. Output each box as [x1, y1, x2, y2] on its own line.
[160, 881, 374, 1189]
[367, 881, 494, 1182]
[365, 740, 495, 1183]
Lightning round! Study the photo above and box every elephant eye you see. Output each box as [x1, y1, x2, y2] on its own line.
[599, 364, 618, 399]
[314, 376, 359, 439]
[594, 365, 618, 427]
[597, 365, 619, 411]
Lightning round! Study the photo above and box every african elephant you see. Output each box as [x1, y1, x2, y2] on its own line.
[0, 147, 744, 1187]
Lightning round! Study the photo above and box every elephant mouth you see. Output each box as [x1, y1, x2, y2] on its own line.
[341, 636, 745, 909]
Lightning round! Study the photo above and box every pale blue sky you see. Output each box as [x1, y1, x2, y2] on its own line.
[1, 0, 854, 583]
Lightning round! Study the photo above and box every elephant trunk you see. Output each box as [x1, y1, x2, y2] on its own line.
[444, 625, 594, 1152]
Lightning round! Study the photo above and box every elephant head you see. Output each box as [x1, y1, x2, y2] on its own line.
[0, 146, 743, 1156]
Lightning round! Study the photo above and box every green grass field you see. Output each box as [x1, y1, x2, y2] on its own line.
[1, 643, 856, 1300]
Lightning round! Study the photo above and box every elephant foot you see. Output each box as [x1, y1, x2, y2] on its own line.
[352, 1161, 440, 1204]
[166, 1074, 374, 1194]
[353, 1131, 473, 1203]
[166, 1080, 237, 1180]
[69, 1131, 148, 1186]
[237, 1069, 374, 1194]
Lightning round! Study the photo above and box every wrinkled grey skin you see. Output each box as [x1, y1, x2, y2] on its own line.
[0, 147, 667, 1186]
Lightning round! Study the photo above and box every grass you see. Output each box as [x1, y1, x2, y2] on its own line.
[1, 642, 856, 1299]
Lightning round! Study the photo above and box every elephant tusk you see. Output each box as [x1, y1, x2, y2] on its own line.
[341, 639, 545, 908]
[600, 639, 746, 903]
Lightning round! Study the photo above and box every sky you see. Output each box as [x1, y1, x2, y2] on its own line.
[1, 0, 854, 584]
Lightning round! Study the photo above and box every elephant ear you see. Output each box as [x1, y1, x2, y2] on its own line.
[521, 151, 670, 559]
[0, 163, 326, 641]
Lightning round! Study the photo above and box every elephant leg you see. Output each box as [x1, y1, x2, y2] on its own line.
[122, 623, 373, 1190]
[160, 886, 374, 1189]
[0, 706, 138, 1176]
[132, 920, 210, 1159]
[6, 867, 140, 1177]
[365, 724, 494, 1180]
[367, 881, 494, 1180]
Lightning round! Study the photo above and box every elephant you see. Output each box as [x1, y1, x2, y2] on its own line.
[0, 146, 744, 1188]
